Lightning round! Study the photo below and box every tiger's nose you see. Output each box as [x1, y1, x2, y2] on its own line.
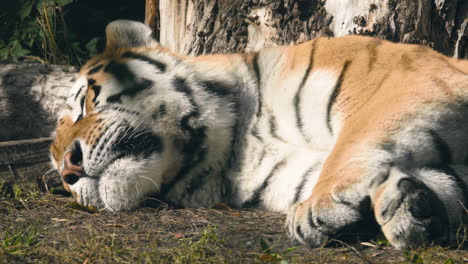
[61, 143, 83, 185]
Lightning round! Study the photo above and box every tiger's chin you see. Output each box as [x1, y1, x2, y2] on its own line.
[69, 156, 164, 212]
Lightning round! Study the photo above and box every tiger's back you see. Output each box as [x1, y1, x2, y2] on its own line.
[50, 20, 468, 249]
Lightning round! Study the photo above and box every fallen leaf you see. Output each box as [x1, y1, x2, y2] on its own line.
[360, 242, 379, 249]
[210, 202, 232, 210]
[51, 218, 73, 222]
[173, 233, 185, 239]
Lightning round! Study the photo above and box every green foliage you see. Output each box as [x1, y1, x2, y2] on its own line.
[11, 184, 41, 200]
[258, 238, 298, 263]
[0, 181, 40, 200]
[1, 0, 145, 65]
[1, 222, 41, 253]
[0, 0, 98, 65]
[374, 233, 391, 247]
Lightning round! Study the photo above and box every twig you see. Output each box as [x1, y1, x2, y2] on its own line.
[328, 239, 375, 264]
[7, 165, 15, 178]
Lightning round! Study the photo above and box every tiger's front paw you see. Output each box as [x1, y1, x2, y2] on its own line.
[375, 177, 450, 249]
[69, 177, 103, 208]
[286, 194, 368, 247]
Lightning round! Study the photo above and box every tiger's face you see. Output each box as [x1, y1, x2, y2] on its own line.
[50, 20, 235, 211]
[50, 21, 190, 210]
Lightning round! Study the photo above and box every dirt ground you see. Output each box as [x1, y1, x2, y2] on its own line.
[0, 189, 467, 264]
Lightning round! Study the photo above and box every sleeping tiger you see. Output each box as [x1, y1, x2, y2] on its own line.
[50, 20, 468, 249]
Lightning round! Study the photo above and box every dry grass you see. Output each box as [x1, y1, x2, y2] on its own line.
[0, 188, 467, 264]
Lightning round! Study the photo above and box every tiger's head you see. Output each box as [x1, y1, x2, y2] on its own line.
[50, 20, 236, 211]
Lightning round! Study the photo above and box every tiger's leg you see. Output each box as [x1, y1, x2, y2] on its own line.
[286, 139, 468, 248]
[286, 141, 378, 247]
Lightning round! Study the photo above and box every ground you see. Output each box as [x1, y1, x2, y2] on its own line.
[0, 186, 467, 264]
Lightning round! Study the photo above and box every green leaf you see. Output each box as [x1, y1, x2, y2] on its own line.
[85, 37, 99, 56]
[18, 0, 35, 20]
[11, 44, 31, 57]
[444, 258, 454, 264]
[282, 247, 298, 253]
[56, 0, 75, 6]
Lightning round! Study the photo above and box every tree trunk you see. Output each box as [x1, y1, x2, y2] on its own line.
[152, 0, 467, 59]
[145, 0, 160, 41]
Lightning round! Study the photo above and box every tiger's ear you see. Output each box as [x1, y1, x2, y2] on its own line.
[105, 20, 157, 50]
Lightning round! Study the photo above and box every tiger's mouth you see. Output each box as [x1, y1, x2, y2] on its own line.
[61, 127, 164, 186]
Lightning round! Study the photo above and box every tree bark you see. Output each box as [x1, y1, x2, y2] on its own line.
[152, 0, 467, 59]
[145, 0, 160, 41]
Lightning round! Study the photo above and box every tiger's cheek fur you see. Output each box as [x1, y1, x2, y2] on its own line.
[50, 114, 103, 181]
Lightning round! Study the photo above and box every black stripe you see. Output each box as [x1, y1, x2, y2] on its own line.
[181, 90, 240, 202]
[104, 61, 154, 100]
[243, 159, 287, 208]
[251, 124, 263, 142]
[111, 125, 163, 158]
[429, 130, 452, 164]
[181, 167, 215, 199]
[160, 78, 208, 198]
[104, 61, 135, 103]
[104, 61, 134, 83]
[95, 126, 114, 158]
[224, 98, 241, 201]
[91, 85, 101, 103]
[87, 79, 96, 86]
[152, 104, 167, 120]
[122, 51, 166, 72]
[202, 80, 232, 97]
[107, 78, 154, 103]
[307, 207, 316, 228]
[293, 164, 320, 203]
[443, 167, 468, 205]
[294, 41, 317, 140]
[248, 53, 264, 142]
[326, 60, 351, 134]
[367, 39, 381, 72]
[257, 149, 267, 167]
[269, 112, 283, 141]
[296, 225, 305, 242]
[252, 53, 262, 118]
[172, 78, 205, 150]
[76, 95, 85, 122]
[174, 77, 193, 96]
[89, 120, 115, 158]
[88, 64, 103, 75]
[428, 130, 468, 204]
[74, 86, 85, 101]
